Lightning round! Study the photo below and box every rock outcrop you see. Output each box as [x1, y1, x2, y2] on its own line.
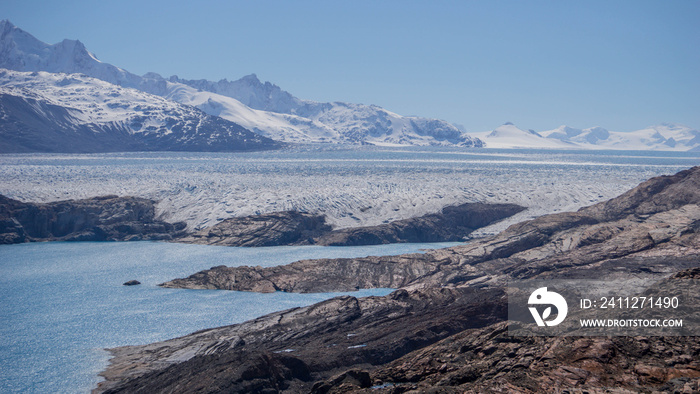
[178, 211, 332, 247]
[96, 167, 700, 393]
[178, 202, 525, 247]
[160, 253, 447, 293]
[0, 194, 186, 243]
[353, 267, 700, 393]
[313, 203, 525, 246]
[96, 287, 507, 393]
[364, 318, 700, 393]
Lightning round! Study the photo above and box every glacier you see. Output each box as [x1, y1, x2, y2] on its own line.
[0, 148, 694, 234]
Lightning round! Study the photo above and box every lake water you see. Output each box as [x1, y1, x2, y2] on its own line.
[0, 241, 459, 393]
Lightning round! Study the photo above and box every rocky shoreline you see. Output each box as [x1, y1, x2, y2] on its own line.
[95, 166, 700, 393]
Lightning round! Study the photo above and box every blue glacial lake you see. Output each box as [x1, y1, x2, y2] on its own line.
[0, 240, 459, 393]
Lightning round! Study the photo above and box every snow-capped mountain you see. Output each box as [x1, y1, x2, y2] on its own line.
[169, 74, 303, 114]
[2, 20, 696, 151]
[139, 74, 339, 144]
[472, 123, 575, 149]
[0, 69, 278, 152]
[166, 73, 482, 146]
[0, 20, 482, 147]
[541, 123, 700, 151]
[0, 20, 141, 88]
[541, 125, 611, 145]
[470, 122, 700, 150]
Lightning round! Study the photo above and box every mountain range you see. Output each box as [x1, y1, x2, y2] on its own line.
[541, 123, 700, 151]
[1, 19, 698, 152]
[0, 69, 278, 152]
[0, 20, 481, 151]
[472, 122, 700, 151]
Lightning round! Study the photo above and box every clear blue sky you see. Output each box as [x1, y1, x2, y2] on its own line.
[3, 0, 699, 132]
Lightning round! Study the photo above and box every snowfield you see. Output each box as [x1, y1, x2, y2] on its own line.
[1, 147, 696, 236]
[0, 70, 190, 126]
[0, 70, 276, 153]
[476, 122, 700, 151]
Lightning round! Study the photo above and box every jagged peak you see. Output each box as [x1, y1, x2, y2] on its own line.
[0, 19, 32, 42]
[239, 73, 261, 84]
[0, 19, 15, 31]
[142, 72, 164, 79]
[57, 38, 86, 51]
[0, 19, 18, 35]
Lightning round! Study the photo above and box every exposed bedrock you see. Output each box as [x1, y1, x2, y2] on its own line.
[95, 286, 507, 393]
[100, 270, 700, 393]
[177, 202, 526, 247]
[160, 253, 449, 293]
[363, 318, 700, 393]
[98, 167, 700, 393]
[0, 194, 187, 243]
[177, 211, 332, 247]
[313, 202, 526, 246]
[340, 268, 700, 393]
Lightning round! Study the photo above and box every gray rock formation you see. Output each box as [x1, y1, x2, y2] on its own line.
[95, 287, 506, 393]
[365, 313, 700, 393]
[160, 253, 445, 293]
[0, 194, 186, 243]
[96, 167, 700, 393]
[177, 202, 525, 248]
[313, 203, 525, 246]
[178, 211, 332, 247]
